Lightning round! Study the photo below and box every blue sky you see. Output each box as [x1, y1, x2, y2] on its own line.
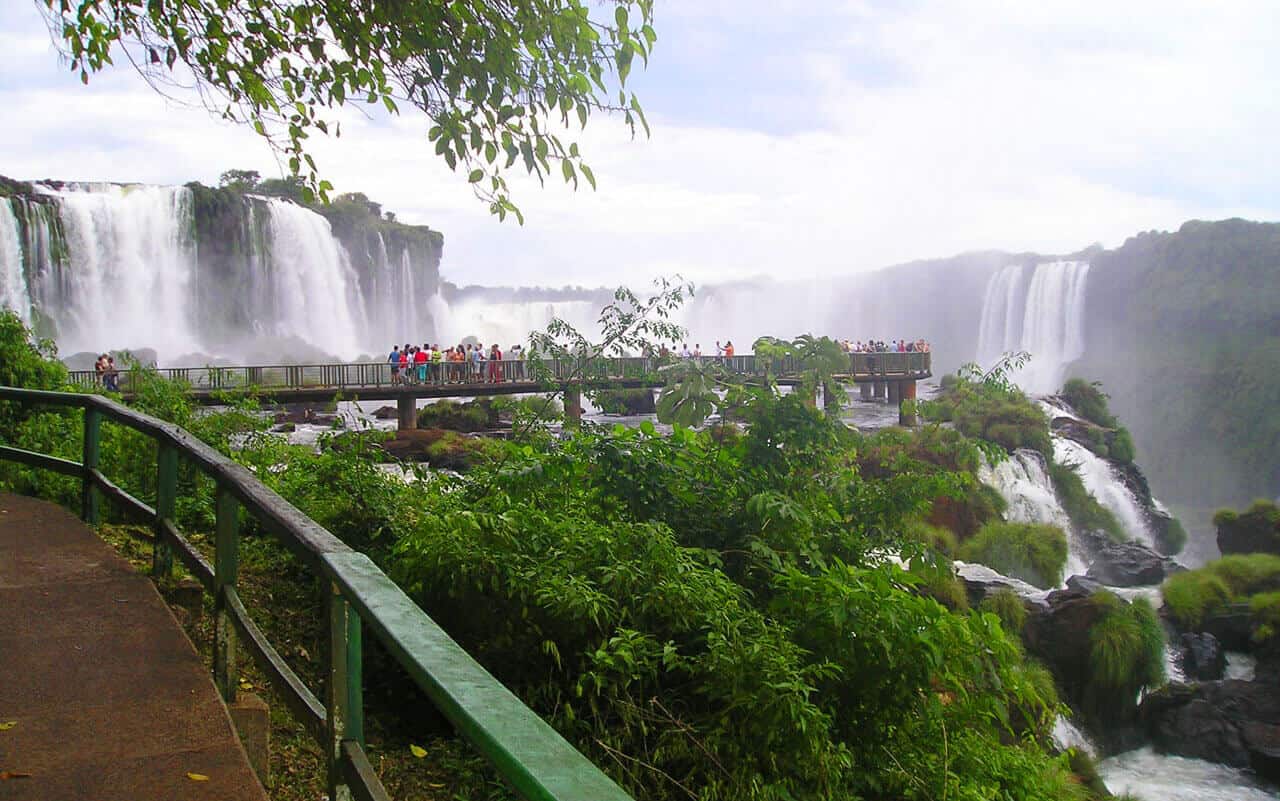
[2, 1, 1277, 286]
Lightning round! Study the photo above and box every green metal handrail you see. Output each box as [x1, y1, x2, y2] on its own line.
[0, 386, 634, 801]
[66, 351, 933, 394]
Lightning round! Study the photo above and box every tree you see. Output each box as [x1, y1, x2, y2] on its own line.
[217, 168, 260, 193]
[39, 0, 656, 219]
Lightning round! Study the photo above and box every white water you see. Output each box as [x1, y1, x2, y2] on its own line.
[1052, 716, 1097, 757]
[0, 200, 30, 322]
[975, 260, 1091, 393]
[434, 298, 601, 348]
[1099, 747, 1279, 800]
[1053, 437, 1154, 546]
[978, 448, 1087, 581]
[38, 183, 203, 357]
[257, 197, 366, 358]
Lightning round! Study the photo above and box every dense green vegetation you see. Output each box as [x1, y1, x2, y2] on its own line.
[1075, 219, 1280, 508]
[960, 521, 1069, 589]
[980, 589, 1029, 634]
[0, 309, 1145, 800]
[1162, 553, 1280, 639]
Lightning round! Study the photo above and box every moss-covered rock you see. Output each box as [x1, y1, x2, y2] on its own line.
[1215, 499, 1280, 556]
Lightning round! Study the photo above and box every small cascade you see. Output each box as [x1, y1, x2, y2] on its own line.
[1098, 747, 1279, 801]
[1052, 715, 1098, 757]
[1053, 437, 1154, 547]
[978, 449, 1088, 581]
[0, 200, 30, 322]
[974, 261, 1091, 393]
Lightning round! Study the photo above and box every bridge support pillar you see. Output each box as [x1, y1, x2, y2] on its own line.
[564, 387, 583, 426]
[898, 380, 918, 426]
[873, 381, 886, 400]
[859, 382, 872, 402]
[397, 394, 417, 431]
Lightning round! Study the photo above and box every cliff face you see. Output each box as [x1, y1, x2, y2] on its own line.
[1073, 220, 1280, 508]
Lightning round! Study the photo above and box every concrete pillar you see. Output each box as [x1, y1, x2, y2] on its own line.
[873, 381, 886, 400]
[564, 387, 583, 426]
[887, 381, 901, 404]
[859, 382, 872, 401]
[397, 394, 417, 431]
[898, 380, 918, 426]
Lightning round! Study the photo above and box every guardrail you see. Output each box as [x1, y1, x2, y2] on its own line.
[0, 386, 634, 801]
[67, 352, 932, 393]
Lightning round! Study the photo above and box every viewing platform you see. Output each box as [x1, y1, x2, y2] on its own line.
[69, 351, 932, 429]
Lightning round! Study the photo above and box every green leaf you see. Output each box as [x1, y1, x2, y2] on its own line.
[468, 168, 484, 183]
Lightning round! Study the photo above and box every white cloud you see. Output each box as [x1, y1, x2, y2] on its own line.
[1, 1, 1277, 288]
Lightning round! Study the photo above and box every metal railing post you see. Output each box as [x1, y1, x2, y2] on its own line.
[327, 585, 362, 800]
[152, 443, 177, 577]
[81, 405, 101, 525]
[213, 484, 240, 703]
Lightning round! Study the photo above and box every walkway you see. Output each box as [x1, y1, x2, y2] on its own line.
[0, 493, 267, 801]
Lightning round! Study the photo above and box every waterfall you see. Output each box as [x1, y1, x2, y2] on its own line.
[32, 183, 203, 358]
[258, 198, 366, 358]
[0, 200, 30, 323]
[1053, 437, 1154, 547]
[434, 297, 601, 347]
[975, 261, 1091, 393]
[978, 449, 1088, 581]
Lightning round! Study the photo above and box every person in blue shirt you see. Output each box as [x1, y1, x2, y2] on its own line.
[388, 345, 401, 385]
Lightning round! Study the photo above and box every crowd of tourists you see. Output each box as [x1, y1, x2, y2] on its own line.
[388, 342, 527, 385]
[842, 339, 930, 353]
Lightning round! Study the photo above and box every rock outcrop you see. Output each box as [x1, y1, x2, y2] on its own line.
[1179, 632, 1226, 681]
[1141, 678, 1280, 783]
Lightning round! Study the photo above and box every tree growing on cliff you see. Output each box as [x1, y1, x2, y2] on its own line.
[37, 0, 655, 219]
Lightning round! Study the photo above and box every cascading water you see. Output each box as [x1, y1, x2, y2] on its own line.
[35, 183, 204, 357]
[1053, 437, 1154, 547]
[256, 197, 366, 358]
[434, 298, 601, 347]
[0, 200, 30, 323]
[975, 260, 1091, 393]
[978, 448, 1088, 581]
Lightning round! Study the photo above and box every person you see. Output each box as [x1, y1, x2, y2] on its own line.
[399, 346, 410, 382]
[104, 356, 120, 392]
[693, 343, 702, 359]
[471, 342, 484, 381]
[488, 343, 503, 383]
[681, 343, 692, 358]
[415, 344, 428, 384]
[715, 340, 725, 361]
[388, 345, 401, 384]
[94, 354, 108, 386]
[724, 340, 735, 361]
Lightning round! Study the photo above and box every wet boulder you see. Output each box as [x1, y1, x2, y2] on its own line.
[1085, 540, 1172, 586]
[1141, 679, 1280, 782]
[1179, 632, 1226, 681]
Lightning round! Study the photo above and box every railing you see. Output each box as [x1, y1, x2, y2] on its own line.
[0, 386, 634, 801]
[67, 352, 933, 394]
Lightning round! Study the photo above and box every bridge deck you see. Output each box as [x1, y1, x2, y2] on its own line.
[0, 493, 266, 801]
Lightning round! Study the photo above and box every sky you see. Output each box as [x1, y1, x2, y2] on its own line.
[1, 1, 1277, 288]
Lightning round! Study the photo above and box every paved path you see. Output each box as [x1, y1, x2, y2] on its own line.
[0, 493, 267, 801]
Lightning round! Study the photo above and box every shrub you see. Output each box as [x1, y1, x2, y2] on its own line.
[1048, 460, 1125, 542]
[417, 398, 494, 431]
[980, 588, 1028, 633]
[1161, 516, 1188, 554]
[1108, 427, 1136, 464]
[1162, 570, 1234, 628]
[1250, 591, 1280, 642]
[960, 521, 1069, 589]
[903, 517, 958, 557]
[1214, 499, 1280, 555]
[1084, 593, 1165, 724]
[1060, 379, 1117, 428]
[1161, 554, 1280, 631]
